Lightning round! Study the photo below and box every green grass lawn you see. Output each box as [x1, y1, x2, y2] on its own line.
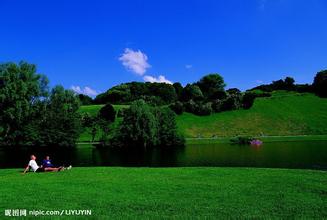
[1, 167, 326, 219]
[78, 92, 327, 141]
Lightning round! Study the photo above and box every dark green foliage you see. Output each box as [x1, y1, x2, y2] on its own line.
[39, 86, 81, 147]
[99, 103, 116, 123]
[117, 108, 127, 118]
[94, 82, 177, 105]
[169, 101, 184, 115]
[193, 102, 212, 116]
[242, 92, 256, 110]
[251, 76, 298, 92]
[212, 99, 223, 113]
[184, 99, 197, 113]
[230, 136, 254, 145]
[0, 62, 81, 147]
[313, 70, 327, 98]
[184, 100, 212, 116]
[197, 74, 226, 100]
[221, 95, 242, 111]
[155, 107, 185, 147]
[181, 84, 204, 101]
[226, 88, 241, 95]
[78, 94, 93, 105]
[173, 82, 183, 100]
[112, 100, 184, 148]
[114, 100, 159, 148]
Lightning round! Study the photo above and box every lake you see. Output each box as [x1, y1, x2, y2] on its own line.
[0, 141, 327, 169]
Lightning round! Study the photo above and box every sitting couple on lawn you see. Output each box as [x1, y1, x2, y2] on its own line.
[23, 155, 72, 174]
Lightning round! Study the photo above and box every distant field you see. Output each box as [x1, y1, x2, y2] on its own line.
[1, 167, 326, 219]
[78, 92, 327, 141]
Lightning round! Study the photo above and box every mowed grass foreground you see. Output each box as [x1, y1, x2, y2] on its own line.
[1, 167, 327, 219]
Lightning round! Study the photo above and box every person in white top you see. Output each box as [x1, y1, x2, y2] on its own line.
[23, 155, 68, 174]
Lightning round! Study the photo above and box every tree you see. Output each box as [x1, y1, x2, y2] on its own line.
[98, 103, 116, 144]
[0, 62, 82, 147]
[0, 62, 48, 146]
[197, 74, 226, 100]
[99, 103, 116, 123]
[313, 70, 327, 98]
[181, 84, 204, 101]
[116, 100, 158, 149]
[169, 101, 184, 115]
[78, 94, 93, 105]
[173, 82, 183, 100]
[40, 86, 81, 147]
[112, 100, 184, 149]
[155, 107, 185, 147]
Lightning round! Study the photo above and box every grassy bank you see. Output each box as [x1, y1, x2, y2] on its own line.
[0, 167, 326, 219]
[78, 92, 327, 141]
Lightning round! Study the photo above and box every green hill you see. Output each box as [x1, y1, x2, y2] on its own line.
[178, 92, 327, 138]
[78, 91, 327, 141]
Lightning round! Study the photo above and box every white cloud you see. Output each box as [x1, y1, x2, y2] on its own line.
[119, 48, 151, 75]
[185, 64, 192, 69]
[71, 86, 98, 97]
[143, 75, 173, 84]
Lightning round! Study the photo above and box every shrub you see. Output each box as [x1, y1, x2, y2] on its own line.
[169, 101, 184, 115]
[230, 136, 254, 145]
[194, 102, 212, 116]
[313, 70, 327, 98]
[184, 99, 197, 113]
[99, 103, 116, 123]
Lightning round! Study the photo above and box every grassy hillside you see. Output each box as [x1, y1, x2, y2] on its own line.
[1, 167, 326, 219]
[178, 92, 327, 137]
[78, 92, 327, 141]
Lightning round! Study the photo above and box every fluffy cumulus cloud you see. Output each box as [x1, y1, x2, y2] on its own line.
[119, 48, 151, 75]
[71, 86, 98, 97]
[143, 75, 172, 84]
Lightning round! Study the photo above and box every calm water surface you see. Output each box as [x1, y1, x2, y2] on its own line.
[0, 141, 327, 169]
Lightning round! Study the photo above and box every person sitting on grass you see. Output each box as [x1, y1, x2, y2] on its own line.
[23, 155, 71, 174]
[42, 155, 54, 168]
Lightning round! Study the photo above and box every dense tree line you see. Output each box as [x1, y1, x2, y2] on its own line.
[92, 72, 327, 117]
[0, 62, 81, 147]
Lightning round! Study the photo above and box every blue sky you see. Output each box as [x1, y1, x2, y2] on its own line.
[1, 0, 327, 96]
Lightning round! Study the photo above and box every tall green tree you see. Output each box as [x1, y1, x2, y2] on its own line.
[117, 100, 158, 149]
[40, 86, 81, 146]
[0, 62, 82, 147]
[0, 62, 48, 145]
[313, 70, 327, 98]
[197, 74, 226, 100]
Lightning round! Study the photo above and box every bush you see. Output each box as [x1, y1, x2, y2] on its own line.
[212, 99, 223, 113]
[221, 95, 242, 111]
[99, 103, 116, 123]
[117, 108, 127, 118]
[230, 136, 254, 145]
[169, 101, 184, 115]
[194, 102, 212, 116]
[313, 70, 327, 98]
[184, 99, 197, 113]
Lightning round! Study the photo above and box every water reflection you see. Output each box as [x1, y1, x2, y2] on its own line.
[0, 141, 327, 169]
